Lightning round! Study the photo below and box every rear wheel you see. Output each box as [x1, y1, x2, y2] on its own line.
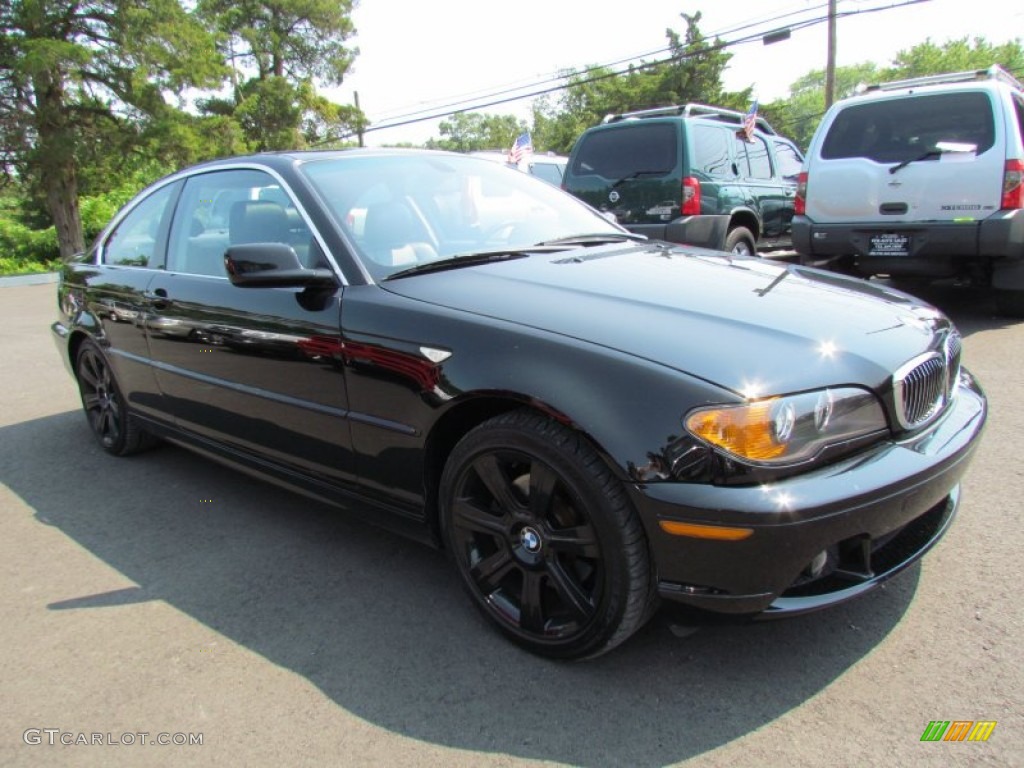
[440, 410, 655, 659]
[75, 339, 154, 456]
[725, 226, 756, 257]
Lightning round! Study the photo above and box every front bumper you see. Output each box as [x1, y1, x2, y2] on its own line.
[51, 320, 74, 379]
[629, 371, 986, 616]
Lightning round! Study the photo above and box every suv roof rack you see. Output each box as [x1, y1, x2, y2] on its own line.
[601, 102, 777, 135]
[862, 65, 1024, 94]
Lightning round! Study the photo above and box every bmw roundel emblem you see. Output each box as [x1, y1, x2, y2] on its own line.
[608, 190, 620, 203]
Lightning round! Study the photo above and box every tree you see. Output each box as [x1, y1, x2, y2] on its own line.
[427, 112, 527, 153]
[0, 0, 225, 257]
[197, 0, 364, 151]
[767, 36, 1024, 150]
[530, 12, 750, 155]
[658, 11, 748, 110]
[887, 36, 1024, 79]
[762, 63, 880, 150]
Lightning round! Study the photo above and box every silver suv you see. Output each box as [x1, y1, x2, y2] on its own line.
[793, 66, 1024, 316]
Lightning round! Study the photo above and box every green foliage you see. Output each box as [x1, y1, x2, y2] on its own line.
[198, 0, 357, 85]
[1, 0, 228, 256]
[196, 0, 364, 150]
[235, 77, 305, 150]
[428, 113, 528, 152]
[768, 36, 1024, 150]
[763, 62, 882, 150]
[0, 214, 60, 269]
[888, 36, 1024, 79]
[530, 12, 751, 154]
[0, 163, 174, 272]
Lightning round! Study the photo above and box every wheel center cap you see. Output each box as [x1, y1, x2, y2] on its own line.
[519, 526, 542, 554]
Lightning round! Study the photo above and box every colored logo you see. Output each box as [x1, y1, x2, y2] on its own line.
[920, 721, 996, 742]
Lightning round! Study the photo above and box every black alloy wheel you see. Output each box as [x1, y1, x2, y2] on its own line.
[75, 340, 152, 456]
[440, 410, 655, 659]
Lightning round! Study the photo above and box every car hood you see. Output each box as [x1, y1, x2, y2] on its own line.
[381, 243, 951, 396]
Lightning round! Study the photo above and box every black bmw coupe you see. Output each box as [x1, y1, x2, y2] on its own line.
[52, 149, 987, 658]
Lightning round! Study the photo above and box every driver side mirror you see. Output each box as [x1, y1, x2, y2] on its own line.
[224, 243, 337, 289]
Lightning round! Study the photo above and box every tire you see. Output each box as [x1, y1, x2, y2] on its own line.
[725, 226, 756, 257]
[75, 339, 154, 456]
[439, 410, 656, 659]
[995, 289, 1024, 318]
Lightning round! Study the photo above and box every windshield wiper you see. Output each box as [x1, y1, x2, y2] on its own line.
[385, 251, 532, 280]
[611, 169, 669, 189]
[889, 142, 977, 174]
[534, 233, 647, 247]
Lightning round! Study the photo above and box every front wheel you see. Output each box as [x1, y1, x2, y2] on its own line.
[725, 226, 756, 257]
[440, 410, 655, 659]
[75, 339, 154, 456]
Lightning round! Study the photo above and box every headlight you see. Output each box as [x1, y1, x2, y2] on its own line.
[684, 387, 887, 466]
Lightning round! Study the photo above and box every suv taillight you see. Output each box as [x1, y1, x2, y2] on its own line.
[681, 176, 700, 215]
[1002, 159, 1024, 209]
[794, 172, 808, 216]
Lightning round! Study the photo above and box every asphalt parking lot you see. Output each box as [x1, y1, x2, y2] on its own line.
[1, 276, 1020, 767]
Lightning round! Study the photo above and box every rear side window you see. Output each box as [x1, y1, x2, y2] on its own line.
[691, 124, 733, 178]
[571, 123, 677, 180]
[103, 182, 179, 267]
[530, 161, 564, 185]
[737, 135, 774, 179]
[772, 140, 804, 180]
[1013, 95, 1024, 143]
[821, 91, 996, 162]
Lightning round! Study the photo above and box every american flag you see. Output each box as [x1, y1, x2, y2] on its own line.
[742, 100, 758, 141]
[508, 132, 533, 165]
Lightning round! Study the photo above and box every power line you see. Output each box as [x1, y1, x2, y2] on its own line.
[347, 0, 930, 141]
[359, 2, 841, 129]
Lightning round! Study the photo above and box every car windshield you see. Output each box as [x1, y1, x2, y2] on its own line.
[300, 153, 625, 280]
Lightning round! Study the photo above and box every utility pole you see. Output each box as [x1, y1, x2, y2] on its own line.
[354, 91, 364, 147]
[825, 0, 837, 108]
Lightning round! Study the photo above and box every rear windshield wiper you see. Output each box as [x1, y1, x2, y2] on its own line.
[889, 142, 977, 174]
[611, 169, 670, 189]
[385, 251, 533, 280]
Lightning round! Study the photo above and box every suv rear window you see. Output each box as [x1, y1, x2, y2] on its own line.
[571, 123, 677, 180]
[821, 91, 996, 162]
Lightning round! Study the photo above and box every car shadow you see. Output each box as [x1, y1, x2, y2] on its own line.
[871, 276, 1019, 339]
[2, 409, 923, 767]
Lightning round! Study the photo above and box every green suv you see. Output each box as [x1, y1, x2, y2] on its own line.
[563, 104, 805, 255]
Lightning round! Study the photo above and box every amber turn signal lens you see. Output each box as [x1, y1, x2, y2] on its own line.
[659, 520, 754, 541]
[686, 400, 787, 460]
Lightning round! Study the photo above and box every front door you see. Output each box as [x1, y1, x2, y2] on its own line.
[145, 168, 354, 482]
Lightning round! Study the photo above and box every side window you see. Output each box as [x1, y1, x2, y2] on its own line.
[166, 169, 315, 276]
[740, 135, 774, 180]
[772, 140, 804, 180]
[691, 125, 734, 178]
[1013, 95, 1024, 144]
[103, 183, 178, 267]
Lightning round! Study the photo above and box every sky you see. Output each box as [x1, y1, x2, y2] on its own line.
[330, 0, 1023, 147]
